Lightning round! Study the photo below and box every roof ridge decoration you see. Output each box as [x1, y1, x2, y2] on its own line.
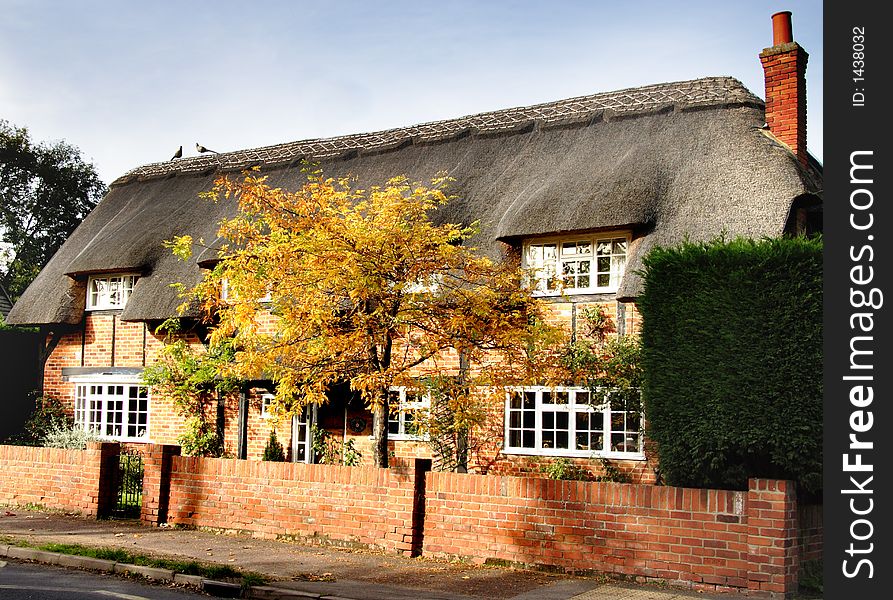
[115, 76, 762, 185]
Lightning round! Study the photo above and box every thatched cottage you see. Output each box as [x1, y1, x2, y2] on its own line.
[7, 13, 821, 479]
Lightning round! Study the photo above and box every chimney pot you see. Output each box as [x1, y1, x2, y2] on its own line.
[771, 11, 793, 45]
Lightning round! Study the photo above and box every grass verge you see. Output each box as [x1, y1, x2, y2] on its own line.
[5, 538, 267, 588]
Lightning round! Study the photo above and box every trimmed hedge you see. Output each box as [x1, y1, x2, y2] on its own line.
[638, 236, 822, 493]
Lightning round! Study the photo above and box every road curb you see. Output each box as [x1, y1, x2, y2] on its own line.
[114, 562, 175, 582]
[1, 542, 369, 600]
[1, 545, 272, 597]
[55, 553, 117, 572]
[247, 585, 323, 598]
[174, 572, 205, 586]
[6, 546, 61, 563]
[202, 578, 242, 597]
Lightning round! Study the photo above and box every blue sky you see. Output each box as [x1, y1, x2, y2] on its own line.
[1, 0, 823, 184]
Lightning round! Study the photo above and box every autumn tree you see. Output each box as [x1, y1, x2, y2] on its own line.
[174, 170, 551, 468]
[1, 120, 106, 300]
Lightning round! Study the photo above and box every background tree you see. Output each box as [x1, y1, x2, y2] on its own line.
[173, 169, 551, 468]
[0, 120, 106, 300]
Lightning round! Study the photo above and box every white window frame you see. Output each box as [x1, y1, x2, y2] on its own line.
[71, 376, 150, 442]
[523, 233, 629, 296]
[387, 387, 431, 441]
[503, 386, 644, 460]
[86, 274, 139, 310]
[260, 393, 274, 418]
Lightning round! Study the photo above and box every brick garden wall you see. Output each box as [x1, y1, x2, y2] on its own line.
[422, 473, 801, 597]
[0, 442, 117, 516]
[163, 456, 417, 554]
[1, 440, 819, 598]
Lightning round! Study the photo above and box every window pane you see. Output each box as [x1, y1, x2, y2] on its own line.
[522, 410, 535, 428]
[597, 274, 610, 287]
[556, 431, 569, 449]
[611, 412, 625, 430]
[612, 433, 626, 451]
[542, 431, 555, 448]
[542, 412, 554, 429]
[556, 412, 569, 429]
[523, 391, 536, 408]
[591, 432, 605, 450]
[509, 430, 521, 447]
[546, 391, 567, 404]
[522, 430, 535, 448]
[509, 411, 521, 428]
[510, 392, 522, 409]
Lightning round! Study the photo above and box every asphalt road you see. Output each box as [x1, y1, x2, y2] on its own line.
[0, 559, 214, 600]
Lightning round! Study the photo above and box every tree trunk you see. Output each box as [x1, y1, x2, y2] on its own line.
[371, 392, 390, 468]
[455, 428, 468, 473]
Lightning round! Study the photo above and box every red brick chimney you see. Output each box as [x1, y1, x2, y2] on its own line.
[759, 11, 809, 165]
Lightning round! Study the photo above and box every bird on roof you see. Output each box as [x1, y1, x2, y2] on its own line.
[170, 145, 183, 161]
[196, 143, 218, 154]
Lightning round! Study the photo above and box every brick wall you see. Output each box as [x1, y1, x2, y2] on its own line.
[423, 473, 801, 597]
[0, 442, 118, 516]
[1, 442, 816, 597]
[163, 457, 417, 554]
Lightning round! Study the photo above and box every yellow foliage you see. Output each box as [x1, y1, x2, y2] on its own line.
[183, 169, 566, 419]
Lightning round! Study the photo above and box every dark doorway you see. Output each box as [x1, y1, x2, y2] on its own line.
[411, 458, 432, 557]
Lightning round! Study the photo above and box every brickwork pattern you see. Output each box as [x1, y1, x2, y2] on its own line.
[423, 474, 802, 597]
[745, 479, 799, 597]
[140, 443, 181, 525]
[760, 43, 808, 165]
[0, 443, 811, 597]
[165, 457, 418, 554]
[0, 442, 118, 516]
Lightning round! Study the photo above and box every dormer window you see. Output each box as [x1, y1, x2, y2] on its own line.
[524, 234, 628, 295]
[86, 274, 138, 310]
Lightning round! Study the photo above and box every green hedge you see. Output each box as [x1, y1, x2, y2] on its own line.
[638, 236, 822, 493]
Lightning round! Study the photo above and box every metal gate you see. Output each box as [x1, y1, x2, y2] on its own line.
[110, 449, 144, 519]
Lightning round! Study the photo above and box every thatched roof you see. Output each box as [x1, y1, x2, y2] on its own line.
[7, 76, 821, 326]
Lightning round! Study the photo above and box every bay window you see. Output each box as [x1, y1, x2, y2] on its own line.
[74, 381, 150, 442]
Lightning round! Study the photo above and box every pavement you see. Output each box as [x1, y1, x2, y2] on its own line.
[0, 508, 737, 600]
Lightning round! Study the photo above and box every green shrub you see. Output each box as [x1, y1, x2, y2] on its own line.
[178, 416, 225, 457]
[262, 430, 286, 462]
[541, 457, 590, 481]
[638, 236, 822, 494]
